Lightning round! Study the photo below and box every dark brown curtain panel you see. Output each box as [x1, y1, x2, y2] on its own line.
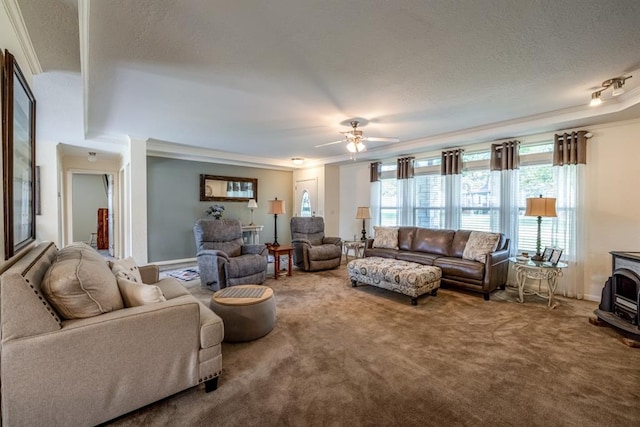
[490, 140, 520, 171]
[441, 149, 464, 175]
[396, 157, 415, 180]
[370, 162, 381, 182]
[553, 131, 588, 166]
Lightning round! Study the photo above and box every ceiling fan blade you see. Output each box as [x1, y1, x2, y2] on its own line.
[315, 139, 345, 148]
[363, 136, 400, 142]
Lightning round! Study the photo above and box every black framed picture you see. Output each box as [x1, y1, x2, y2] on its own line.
[550, 248, 563, 265]
[542, 247, 554, 262]
[2, 49, 37, 259]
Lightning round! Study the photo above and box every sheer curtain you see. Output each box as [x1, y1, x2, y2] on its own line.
[491, 141, 520, 255]
[442, 149, 463, 230]
[553, 132, 588, 299]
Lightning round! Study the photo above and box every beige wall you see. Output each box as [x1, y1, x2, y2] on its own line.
[583, 119, 640, 299]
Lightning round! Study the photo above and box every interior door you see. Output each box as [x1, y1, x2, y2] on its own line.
[294, 178, 318, 217]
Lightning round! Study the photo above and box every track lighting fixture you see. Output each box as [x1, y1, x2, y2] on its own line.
[589, 76, 632, 106]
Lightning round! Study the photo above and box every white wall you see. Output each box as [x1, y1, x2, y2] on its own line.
[338, 118, 640, 301]
[0, 4, 37, 270]
[339, 162, 371, 240]
[35, 140, 61, 247]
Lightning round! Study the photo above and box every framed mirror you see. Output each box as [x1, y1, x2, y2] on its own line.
[2, 50, 37, 259]
[200, 174, 258, 202]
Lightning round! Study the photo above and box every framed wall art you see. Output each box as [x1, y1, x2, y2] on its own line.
[2, 49, 37, 259]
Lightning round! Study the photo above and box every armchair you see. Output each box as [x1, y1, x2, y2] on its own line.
[290, 217, 342, 271]
[194, 218, 268, 290]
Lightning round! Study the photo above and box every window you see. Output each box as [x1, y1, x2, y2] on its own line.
[300, 190, 311, 217]
[413, 158, 443, 228]
[516, 143, 558, 253]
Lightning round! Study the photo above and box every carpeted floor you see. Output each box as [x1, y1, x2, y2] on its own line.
[109, 266, 640, 426]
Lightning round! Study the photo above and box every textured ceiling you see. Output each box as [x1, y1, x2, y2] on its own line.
[20, 0, 640, 166]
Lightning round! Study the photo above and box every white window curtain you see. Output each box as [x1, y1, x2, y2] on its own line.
[444, 175, 461, 230]
[552, 131, 589, 299]
[553, 164, 585, 299]
[497, 169, 520, 255]
[397, 178, 415, 225]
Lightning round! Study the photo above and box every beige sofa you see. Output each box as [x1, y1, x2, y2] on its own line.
[0, 242, 223, 426]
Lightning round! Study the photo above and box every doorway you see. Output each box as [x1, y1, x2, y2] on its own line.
[67, 171, 116, 257]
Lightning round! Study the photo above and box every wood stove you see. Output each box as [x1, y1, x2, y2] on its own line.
[593, 251, 640, 342]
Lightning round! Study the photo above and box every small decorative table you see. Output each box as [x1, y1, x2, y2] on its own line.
[342, 240, 366, 263]
[510, 257, 568, 308]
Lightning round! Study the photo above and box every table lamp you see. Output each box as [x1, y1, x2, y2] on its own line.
[267, 197, 286, 247]
[247, 199, 258, 225]
[524, 195, 557, 261]
[355, 207, 372, 241]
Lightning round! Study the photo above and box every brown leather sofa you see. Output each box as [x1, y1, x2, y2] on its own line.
[364, 227, 510, 300]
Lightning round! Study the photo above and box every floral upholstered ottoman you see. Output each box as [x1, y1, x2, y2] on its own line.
[347, 257, 441, 305]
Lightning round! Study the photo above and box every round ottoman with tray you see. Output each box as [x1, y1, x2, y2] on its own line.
[210, 284, 276, 342]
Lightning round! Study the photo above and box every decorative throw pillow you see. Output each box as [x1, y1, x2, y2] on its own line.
[111, 257, 143, 283]
[372, 226, 400, 250]
[462, 231, 500, 263]
[117, 278, 167, 307]
[42, 243, 124, 319]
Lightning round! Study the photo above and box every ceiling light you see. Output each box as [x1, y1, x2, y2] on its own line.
[611, 79, 626, 96]
[346, 141, 366, 153]
[589, 75, 632, 106]
[291, 157, 304, 166]
[87, 152, 97, 162]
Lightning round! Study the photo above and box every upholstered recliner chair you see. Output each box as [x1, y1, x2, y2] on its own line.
[290, 217, 342, 271]
[194, 218, 268, 290]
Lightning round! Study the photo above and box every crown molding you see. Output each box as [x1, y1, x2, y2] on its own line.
[2, 0, 42, 74]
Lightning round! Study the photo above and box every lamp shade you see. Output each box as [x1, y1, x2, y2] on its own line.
[267, 198, 286, 215]
[247, 199, 258, 209]
[525, 197, 557, 217]
[355, 206, 371, 220]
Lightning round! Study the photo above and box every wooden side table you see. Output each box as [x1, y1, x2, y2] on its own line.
[266, 245, 293, 279]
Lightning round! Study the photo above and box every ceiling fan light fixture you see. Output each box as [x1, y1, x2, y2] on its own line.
[346, 141, 357, 153]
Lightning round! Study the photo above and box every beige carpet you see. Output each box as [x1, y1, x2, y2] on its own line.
[110, 266, 640, 426]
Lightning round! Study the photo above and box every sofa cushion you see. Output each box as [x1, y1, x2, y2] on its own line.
[42, 243, 124, 319]
[117, 277, 167, 307]
[411, 228, 455, 256]
[462, 231, 500, 263]
[396, 251, 441, 266]
[372, 226, 399, 249]
[111, 257, 143, 283]
[433, 257, 485, 281]
[450, 230, 472, 258]
[363, 247, 399, 259]
[398, 227, 417, 251]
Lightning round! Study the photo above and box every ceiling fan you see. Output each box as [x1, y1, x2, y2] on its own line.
[315, 120, 399, 153]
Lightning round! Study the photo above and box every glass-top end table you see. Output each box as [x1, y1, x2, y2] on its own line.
[342, 240, 366, 263]
[509, 257, 568, 309]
